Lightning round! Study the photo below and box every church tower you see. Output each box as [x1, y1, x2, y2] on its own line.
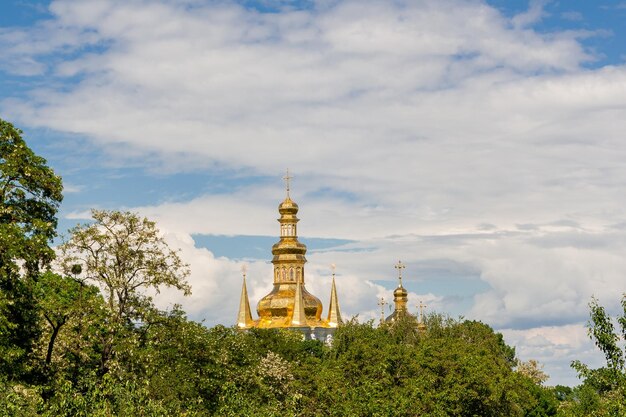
[384, 260, 427, 331]
[386, 260, 411, 322]
[236, 171, 342, 339]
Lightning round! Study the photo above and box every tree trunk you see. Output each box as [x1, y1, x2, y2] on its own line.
[45, 322, 63, 365]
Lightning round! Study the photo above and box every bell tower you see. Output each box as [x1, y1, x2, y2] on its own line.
[250, 170, 333, 329]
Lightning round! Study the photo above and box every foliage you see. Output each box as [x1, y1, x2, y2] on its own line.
[563, 295, 626, 416]
[0, 118, 63, 380]
[3, 307, 564, 416]
[0, 118, 63, 275]
[57, 210, 191, 374]
[58, 210, 191, 321]
[34, 271, 107, 384]
[517, 359, 550, 385]
[0, 376, 42, 417]
[35, 271, 84, 366]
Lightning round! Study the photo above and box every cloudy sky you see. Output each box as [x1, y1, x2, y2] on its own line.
[2, 0, 626, 385]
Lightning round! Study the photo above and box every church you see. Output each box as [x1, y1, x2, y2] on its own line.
[235, 173, 342, 340]
[382, 260, 427, 331]
[236, 173, 425, 338]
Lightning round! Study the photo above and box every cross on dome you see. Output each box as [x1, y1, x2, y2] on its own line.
[378, 297, 387, 323]
[394, 260, 405, 286]
[283, 169, 293, 197]
[418, 300, 427, 320]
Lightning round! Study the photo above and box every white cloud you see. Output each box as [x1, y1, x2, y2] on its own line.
[511, 0, 548, 29]
[62, 183, 83, 193]
[501, 324, 605, 386]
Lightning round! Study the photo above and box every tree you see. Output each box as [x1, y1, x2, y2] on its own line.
[34, 270, 105, 374]
[300, 315, 551, 417]
[0, 118, 63, 379]
[35, 271, 83, 366]
[567, 295, 626, 416]
[57, 210, 191, 375]
[517, 359, 549, 385]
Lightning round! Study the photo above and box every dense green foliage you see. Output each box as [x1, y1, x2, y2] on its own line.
[57, 209, 191, 375]
[1, 118, 63, 380]
[2, 311, 562, 416]
[562, 295, 626, 416]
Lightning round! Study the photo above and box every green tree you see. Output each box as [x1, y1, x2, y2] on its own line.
[0, 118, 63, 380]
[566, 295, 626, 416]
[35, 271, 83, 366]
[33, 270, 106, 380]
[0, 375, 42, 417]
[57, 210, 191, 375]
[298, 315, 551, 417]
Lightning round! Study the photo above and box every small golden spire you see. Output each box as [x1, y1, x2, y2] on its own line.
[377, 297, 387, 325]
[418, 300, 427, 321]
[394, 260, 405, 287]
[291, 276, 308, 327]
[283, 169, 293, 198]
[327, 264, 342, 328]
[236, 264, 254, 329]
[417, 300, 428, 331]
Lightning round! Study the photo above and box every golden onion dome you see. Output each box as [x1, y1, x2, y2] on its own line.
[257, 286, 323, 325]
[393, 284, 408, 298]
[278, 197, 298, 214]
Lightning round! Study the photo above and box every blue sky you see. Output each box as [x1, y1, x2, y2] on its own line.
[2, 0, 626, 385]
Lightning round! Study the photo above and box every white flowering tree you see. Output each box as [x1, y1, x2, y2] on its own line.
[58, 210, 191, 374]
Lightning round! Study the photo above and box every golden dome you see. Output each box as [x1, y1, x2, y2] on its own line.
[257, 285, 323, 327]
[393, 284, 408, 298]
[386, 261, 412, 323]
[278, 197, 299, 213]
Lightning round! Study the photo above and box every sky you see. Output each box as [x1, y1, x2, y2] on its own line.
[2, 0, 626, 386]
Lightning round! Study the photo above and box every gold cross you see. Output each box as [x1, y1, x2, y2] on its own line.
[377, 297, 387, 322]
[241, 264, 247, 279]
[331, 263, 336, 278]
[417, 301, 427, 322]
[283, 169, 293, 197]
[394, 260, 405, 286]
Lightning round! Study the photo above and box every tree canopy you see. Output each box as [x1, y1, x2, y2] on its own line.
[57, 209, 191, 374]
[1, 118, 63, 380]
[565, 295, 626, 416]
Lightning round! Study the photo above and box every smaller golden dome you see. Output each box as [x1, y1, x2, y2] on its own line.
[394, 284, 408, 298]
[386, 285, 410, 323]
[278, 197, 299, 214]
